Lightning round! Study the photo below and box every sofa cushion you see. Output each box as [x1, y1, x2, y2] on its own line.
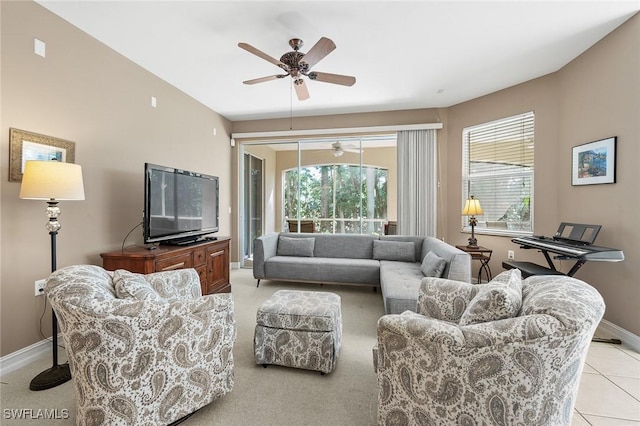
[420, 251, 446, 277]
[265, 256, 380, 285]
[379, 235, 424, 261]
[277, 236, 315, 257]
[373, 240, 415, 262]
[312, 234, 376, 259]
[113, 269, 167, 302]
[421, 237, 471, 282]
[379, 260, 423, 314]
[459, 269, 522, 326]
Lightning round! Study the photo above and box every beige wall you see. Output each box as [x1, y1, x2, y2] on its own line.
[1, 1, 637, 357]
[0, 2, 232, 356]
[556, 13, 639, 335]
[445, 14, 639, 335]
[232, 109, 445, 134]
[446, 74, 561, 284]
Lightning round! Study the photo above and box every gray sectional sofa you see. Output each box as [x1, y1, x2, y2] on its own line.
[253, 232, 471, 314]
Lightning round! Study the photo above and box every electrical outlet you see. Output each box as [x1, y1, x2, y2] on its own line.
[507, 250, 515, 261]
[35, 279, 46, 297]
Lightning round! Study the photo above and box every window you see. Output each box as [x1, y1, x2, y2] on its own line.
[284, 164, 388, 234]
[462, 112, 534, 235]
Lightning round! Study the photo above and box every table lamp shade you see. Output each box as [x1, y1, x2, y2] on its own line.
[20, 161, 85, 201]
[462, 196, 483, 216]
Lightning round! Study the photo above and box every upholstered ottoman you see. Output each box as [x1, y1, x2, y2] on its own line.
[254, 290, 342, 374]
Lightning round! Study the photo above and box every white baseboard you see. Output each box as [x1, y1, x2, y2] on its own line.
[0, 336, 60, 377]
[596, 319, 640, 352]
[230, 262, 241, 270]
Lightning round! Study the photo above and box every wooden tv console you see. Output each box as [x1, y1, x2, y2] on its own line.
[100, 237, 231, 295]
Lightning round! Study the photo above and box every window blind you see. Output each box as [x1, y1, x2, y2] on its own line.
[462, 111, 534, 234]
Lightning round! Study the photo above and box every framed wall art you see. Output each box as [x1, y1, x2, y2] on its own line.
[571, 136, 616, 186]
[9, 128, 76, 182]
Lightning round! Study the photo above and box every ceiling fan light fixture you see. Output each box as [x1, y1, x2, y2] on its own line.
[332, 148, 344, 157]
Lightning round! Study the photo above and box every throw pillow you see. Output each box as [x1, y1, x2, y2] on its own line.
[420, 251, 447, 277]
[113, 269, 167, 302]
[372, 240, 415, 262]
[277, 236, 315, 257]
[486, 269, 515, 285]
[459, 268, 522, 326]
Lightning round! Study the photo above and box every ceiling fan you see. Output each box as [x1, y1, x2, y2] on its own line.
[238, 37, 356, 101]
[331, 141, 362, 157]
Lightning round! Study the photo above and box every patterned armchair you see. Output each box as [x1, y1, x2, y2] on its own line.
[374, 273, 605, 426]
[45, 265, 236, 426]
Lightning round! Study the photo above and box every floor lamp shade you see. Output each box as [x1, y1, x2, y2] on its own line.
[19, 161, 85, 201]
[19, 160, 85, 391]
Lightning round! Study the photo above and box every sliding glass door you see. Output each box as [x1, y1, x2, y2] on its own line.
[286, 137, 392, 235]
[243, 153, 263, 261]
[238, 135, 396, 266]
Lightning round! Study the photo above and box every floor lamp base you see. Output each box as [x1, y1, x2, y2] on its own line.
[29, 363, 71, 391]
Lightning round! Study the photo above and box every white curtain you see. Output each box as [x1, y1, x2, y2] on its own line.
[397, 129, 438, 236]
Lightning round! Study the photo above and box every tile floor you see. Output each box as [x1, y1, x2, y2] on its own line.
[572, 341, 640, 425]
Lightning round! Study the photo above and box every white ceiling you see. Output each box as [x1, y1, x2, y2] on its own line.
[36, 1, 639, 122]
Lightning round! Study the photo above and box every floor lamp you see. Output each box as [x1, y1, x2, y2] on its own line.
[19, 160, 85, 391]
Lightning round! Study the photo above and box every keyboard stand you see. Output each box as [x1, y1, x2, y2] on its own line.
[502, 260, 565, 278]
[591, 336, 622, 345]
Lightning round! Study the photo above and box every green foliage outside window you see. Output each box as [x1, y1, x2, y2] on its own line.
[284, 164, 387, 234]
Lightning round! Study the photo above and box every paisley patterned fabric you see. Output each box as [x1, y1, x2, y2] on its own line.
[45, 265, 236, 426]
[113, 269, 167, 302]
[459, 269, 523, 326]
[375, 274, 605, 426]
[254, 290, 342, 374]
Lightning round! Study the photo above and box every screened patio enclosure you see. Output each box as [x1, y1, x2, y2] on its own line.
[239, 135, 397, 262]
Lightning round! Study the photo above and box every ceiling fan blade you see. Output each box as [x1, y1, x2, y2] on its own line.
[308, 71, 356, 86]
[344, 148, 361, 154]
[343, 144, 362, 152]
[293, 78, 310, 101]
[238, 42, 287, 69]
[243, 75, 288, 85]
[300, 37, 336, 69]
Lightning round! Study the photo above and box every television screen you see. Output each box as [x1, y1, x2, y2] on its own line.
[144, 163, 219, 244]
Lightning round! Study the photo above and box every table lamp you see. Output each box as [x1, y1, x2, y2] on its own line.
[19, 160, 85, 391]
[462, 195, 483, 249]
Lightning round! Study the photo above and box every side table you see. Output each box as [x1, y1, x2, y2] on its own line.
[456, 245, 493, 284]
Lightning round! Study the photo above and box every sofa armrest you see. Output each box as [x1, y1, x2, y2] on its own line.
[376, 313, 466, 357]
[459, 314, 563, 347]
[416, 277, 475, 322]
[378, 310, 563, 351]
[421, 237, 471, 282]
[446, 253, 472, 282]
[253, 233, 279, 279]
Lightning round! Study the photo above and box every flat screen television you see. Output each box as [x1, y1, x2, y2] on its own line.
[143, 163, 219, 245]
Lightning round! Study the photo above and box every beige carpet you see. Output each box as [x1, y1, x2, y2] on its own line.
[0, 268, 385, 425]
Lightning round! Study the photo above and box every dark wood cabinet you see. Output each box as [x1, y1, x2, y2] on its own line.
[100, 237, 231, 295]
